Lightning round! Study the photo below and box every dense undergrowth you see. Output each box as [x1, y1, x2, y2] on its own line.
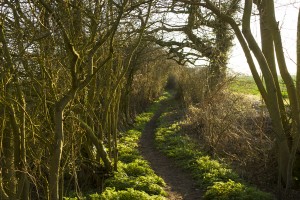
[155, 92, 274, 200]
[64, 96, 168, 200]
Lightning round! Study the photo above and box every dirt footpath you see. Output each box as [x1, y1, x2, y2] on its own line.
[139, 108, 203, 200]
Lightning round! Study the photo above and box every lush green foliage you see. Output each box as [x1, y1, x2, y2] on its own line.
[155, 95, 273, 200]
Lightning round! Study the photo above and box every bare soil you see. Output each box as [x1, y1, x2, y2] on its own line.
[139, 106, 203, 200]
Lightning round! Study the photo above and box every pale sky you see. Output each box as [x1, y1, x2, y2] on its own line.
[229, 1, 300, 75]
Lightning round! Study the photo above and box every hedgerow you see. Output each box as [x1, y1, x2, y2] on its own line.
[155, 93, 273, 200]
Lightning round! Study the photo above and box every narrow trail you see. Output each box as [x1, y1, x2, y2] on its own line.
[139, 106, 203, 200]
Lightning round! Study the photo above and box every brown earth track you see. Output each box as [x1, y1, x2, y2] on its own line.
[139, 106, 203, 200]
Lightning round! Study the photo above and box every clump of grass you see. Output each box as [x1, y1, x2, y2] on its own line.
[155, 96, 273, 200]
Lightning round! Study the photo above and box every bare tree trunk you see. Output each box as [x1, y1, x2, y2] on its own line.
[49, 107, 64, 200]
[0, 105, 12, 200]
[258, 0, 288, 132]
[49, 90, 77, 200]
[242, 0, 291, 187]
[297, 9, 300, 104]
[264, 0, 300, 190]
[204, 0, 291, 187]
[76, 117, 112, 170]
[0, 106, 9, 200]
[0, 17, 27, 200]
[2, 127, 17, 199]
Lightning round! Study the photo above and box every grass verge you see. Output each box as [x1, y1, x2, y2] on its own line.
[155, 94, 274, 200]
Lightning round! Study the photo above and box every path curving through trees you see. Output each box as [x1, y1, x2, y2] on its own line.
[139, 106, 203, 200]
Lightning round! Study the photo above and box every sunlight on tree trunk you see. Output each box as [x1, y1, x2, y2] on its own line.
[203, 0, 300, 196]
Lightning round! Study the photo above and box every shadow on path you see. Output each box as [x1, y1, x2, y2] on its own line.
[139, 106, 203, 200]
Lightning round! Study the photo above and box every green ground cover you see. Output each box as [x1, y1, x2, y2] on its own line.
[64, 96, 168, 200]
[64, 91, 274, 200]
[155, 93, 274, 200]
